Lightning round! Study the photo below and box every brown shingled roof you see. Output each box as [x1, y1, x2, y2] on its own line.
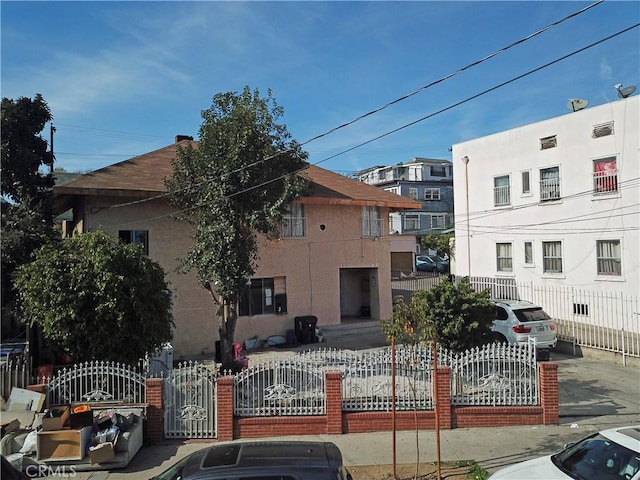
[53, 140, 421, 212]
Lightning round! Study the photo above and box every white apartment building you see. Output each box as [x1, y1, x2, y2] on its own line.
[452, 95, 639, 298]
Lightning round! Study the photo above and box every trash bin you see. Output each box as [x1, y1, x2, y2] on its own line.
[294, 316, 318, 344]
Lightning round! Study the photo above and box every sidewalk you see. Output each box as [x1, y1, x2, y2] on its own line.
[43, 327, 640, 479]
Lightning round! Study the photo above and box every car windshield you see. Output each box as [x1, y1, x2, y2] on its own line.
[152, 454, 190, 480]
[551, 433, 640, 480]
[514, 308, 551, 323]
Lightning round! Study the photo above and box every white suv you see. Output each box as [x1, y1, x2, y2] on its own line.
[492, 300, 557, 350]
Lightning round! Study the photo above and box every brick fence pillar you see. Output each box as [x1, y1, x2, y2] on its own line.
[325, 372, 343, 434]
[145, 378, 164, 444]
[217, 376, 235, 441]
[539, 362, 559, 425]
[27, 384, 47, 395]
[436, 365, 452, 429]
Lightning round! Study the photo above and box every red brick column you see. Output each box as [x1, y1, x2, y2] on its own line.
[435, 365, 452, 429]
[145, 378, 164, 444]
[27, 384, 47, 395]
[217, 376, 235, 441]
[325, 372, 343, 434]
[539, 362, 559, 425]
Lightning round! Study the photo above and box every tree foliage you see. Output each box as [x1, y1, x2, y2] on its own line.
[420, 232, 453, 259]
[1, 94, 57, 333]
[381, 277, 494, 352]
[165, 87, 309, 369]
[15, 231, 174, 365]
[1, 94, 54, 204]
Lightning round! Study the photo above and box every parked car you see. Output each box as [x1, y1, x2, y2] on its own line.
[416, 254, 449, 273]
[491, 300, 557, 354]
[489, 425, 640, 479]
[1, 455, 28, 480]
[149, 440, 353, 480]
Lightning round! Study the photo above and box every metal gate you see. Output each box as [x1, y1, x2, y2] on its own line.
[164, 361, 217, 439]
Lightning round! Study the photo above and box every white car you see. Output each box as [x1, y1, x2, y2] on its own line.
[492, 300, 557, 350]
[489, 425, 640, 479]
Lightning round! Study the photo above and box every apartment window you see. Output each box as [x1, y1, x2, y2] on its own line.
[592, 121, 614, 138]
[362, 206, 382, 238]
[493, 175, 511, 206]
[119, 230, 149, 255]
[542, 241, 563, 274]
[593, 156, 618, 195]
[496, 243, 513, 272]
[596, 240, 621, 276]
[385, 186, 401, 196]
[404, 214, 420, 230]
[431, 214, 446, 230]
[239, 278, 274, 316]
[521, 170, 531, 195]
[540, 166, 560, 201]
[281, 203, 305, 238]
[430, 165, 447, 177]
[408, 187, 418, 200]
[424, 188, 441, 200]
[540, 135, 557, 150]
[524, 241, 534, 265]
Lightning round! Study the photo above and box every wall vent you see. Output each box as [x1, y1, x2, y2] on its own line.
[592, 121, 614, 138]
[540, 135, 557, 150]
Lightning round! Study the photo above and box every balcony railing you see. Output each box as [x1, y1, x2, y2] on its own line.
[593, 172, 618, 196]
[540, 178, 561, 202]
[493, 185, 511, 206]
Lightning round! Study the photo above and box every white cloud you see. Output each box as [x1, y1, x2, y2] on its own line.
[599, 58, 613, 81]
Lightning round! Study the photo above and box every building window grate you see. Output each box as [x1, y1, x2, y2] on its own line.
[540, 135, 557, 150]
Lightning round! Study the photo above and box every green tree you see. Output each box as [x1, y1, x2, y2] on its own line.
[165, 87, 308, 370]
[1, 94, 57, 334]
[420, 232, 453, 259]
[15, 231, 174, 365]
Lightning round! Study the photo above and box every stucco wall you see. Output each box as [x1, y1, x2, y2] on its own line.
[83, 197, 394, 358]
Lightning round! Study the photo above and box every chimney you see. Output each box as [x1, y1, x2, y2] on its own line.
[175, 135, 194, 143]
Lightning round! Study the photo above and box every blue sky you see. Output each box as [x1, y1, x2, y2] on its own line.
[2, 1, 638, 175]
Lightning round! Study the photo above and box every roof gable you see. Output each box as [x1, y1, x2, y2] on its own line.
[53, 140, 421, 210]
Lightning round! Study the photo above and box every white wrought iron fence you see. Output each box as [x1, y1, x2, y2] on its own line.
[46, 361, 146, 407]
[0, 361, 30, 399]
[234, 357, 326, 417]
[447, 342, 539, 406]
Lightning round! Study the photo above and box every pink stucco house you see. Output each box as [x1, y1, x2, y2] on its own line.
[53, 137, 420, 358]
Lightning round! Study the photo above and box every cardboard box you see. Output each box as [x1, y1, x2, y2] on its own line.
[37, 426, 92, 461]
[88, 433, 118, 464]
[70, 409, 93, 429]
[41, 405, 70, 431]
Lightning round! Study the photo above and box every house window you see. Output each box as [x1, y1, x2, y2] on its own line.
[521, 170, 531, 195]
[596, 240, 621, 276]
[592, 121, 614, 138]
[524, 241, 534, 265]
[424, 188, 441, 200]
[540, 166, 560, 201]
[496, 243, 513, 272]
[408, 188, 418, 200]
[281, 203, 305, 238]
[431, 214, 446, 230]
[430, 165, 447, 177]
[385, 186, 401, 196]
[119, 230, 149, 255]
[540, 135, 557, 150]
[542, 241, 563, 274]
[239, 278, 275, 316]
[494, 175, 511, 206]
[593, 156, 618, 195]
[362, 206, 382, 238]
[404, 214, 420, 230]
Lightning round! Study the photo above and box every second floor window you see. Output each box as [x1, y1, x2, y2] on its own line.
[362, 206, 382, 238]
[404, 214, 420, 230]
[408, 188, 418, 200]
[430, 165, 447, 177]
[540, 166, 560, 202]
[431, 214, 446, 230]
[494, 175, 511, 206]
[424, 188, 440, 200]
[593, 157, 618, 195]
[522, 170, 531, 195]
[282, 203, 305, 238]
[496, 243, 513, 272]
[119, 230, 149, 255]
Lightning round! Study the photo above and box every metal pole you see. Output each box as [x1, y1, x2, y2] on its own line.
[433, 339, 441, 480]
[462, 156, 471, 276]
[391, 339, 397, 479]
